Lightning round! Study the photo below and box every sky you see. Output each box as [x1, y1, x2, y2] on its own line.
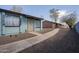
[0, 5, 79, 23]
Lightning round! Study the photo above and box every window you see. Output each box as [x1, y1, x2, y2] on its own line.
[5, 14, 20, 27]
[34, 20, 41, 28]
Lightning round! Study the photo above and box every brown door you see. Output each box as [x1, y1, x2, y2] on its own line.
[27, 19, 34, 32]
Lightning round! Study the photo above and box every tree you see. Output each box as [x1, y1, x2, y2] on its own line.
[11, 5, 23, 13]
[50, 8, 59, 22]
[61, 12, 77, 29]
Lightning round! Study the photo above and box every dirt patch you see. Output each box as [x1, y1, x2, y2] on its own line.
[0, 32, 36, 45]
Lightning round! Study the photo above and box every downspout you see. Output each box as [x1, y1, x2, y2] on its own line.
[1, 12, 5, 35]
[33, 19, 35, 32]
[19, 16, 21, 33]
[26, 17, 28, 32]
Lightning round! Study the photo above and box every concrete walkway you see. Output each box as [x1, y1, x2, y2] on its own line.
[28, 32, 42, 36]
[0, 28, 60, 53]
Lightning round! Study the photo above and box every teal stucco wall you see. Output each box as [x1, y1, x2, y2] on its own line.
[3, 13, 19, 35]
[0, 11, 41, 36]
[0, 12, 27, 36]
[20, 16, 27, 33]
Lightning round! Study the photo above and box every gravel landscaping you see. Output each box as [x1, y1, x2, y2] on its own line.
[0, 32, 36, 45]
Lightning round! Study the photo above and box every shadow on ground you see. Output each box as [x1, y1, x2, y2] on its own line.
[19, 28, 79, 53]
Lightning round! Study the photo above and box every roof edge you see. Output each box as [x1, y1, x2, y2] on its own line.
[0, 8, 43, 20]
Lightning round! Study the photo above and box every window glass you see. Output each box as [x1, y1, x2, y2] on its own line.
[34, 20, 41, 28]
[5, 14, 20, 27]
